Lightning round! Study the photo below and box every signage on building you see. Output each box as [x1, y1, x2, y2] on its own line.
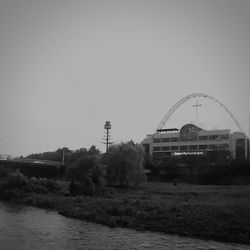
[173, 151, 204, 156]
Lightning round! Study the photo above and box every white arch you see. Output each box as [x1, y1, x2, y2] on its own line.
[156, 93, 245, 134]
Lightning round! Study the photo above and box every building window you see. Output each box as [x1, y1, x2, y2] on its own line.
[162, 138, 170, 142]
[189, 145, 198, 150]
[162, 146, 169, 151]
[218, 144, 229, 150]
[199, 145, 208, 150]
[220, 134, 229, 140]
[153, 146, 161, 151]
[170, 146, 179, 151]
[208, 144, 218, 149]
[199, 135, 208, 140]
[170, 137, 179, 142]
[153, 138, 161, 143]
[209, 135, 219, 140]
[180, 145, 188, 150]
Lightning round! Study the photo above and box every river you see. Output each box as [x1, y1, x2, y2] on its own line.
[0, 202, 249, 250]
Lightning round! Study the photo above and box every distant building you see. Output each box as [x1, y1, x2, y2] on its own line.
[142, 123, 250, 160]
[0, 154, 13, 160]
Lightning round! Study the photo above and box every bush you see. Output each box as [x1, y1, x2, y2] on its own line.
[66, 154, 105, 195]
[24, 178, 61, 194]
[0, 166, 12, 179]
[4, 170, 28, 189]
[0, 169, 62, 198]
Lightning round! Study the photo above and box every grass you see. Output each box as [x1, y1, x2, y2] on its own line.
[3, 182, 250, 245]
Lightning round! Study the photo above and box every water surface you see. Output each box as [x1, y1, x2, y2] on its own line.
[0, 202, 248, 250]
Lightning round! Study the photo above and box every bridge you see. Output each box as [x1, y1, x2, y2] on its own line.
[0, 156, 65, 178]
[0, 156, 64, 167]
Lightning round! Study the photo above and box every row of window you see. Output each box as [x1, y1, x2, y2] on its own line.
[200, 134, 229, 140]
[153, 137, 179, 143]
[153, 144, 229, 152]
[153, 134, 229, 143]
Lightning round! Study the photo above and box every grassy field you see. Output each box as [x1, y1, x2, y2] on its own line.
[14, 182, 250, 245]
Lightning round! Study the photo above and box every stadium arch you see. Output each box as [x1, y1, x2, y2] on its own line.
[156, 93, 245, 135]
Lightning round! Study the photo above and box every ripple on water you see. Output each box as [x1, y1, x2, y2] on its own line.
[0, 202, 249, 250]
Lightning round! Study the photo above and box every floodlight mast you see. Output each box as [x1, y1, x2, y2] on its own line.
[104, 121, 112, 152]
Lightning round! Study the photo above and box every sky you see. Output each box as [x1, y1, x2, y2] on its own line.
[0, 0, 250, 157]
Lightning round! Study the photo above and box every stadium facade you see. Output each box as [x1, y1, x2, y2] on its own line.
[142, 123, 250, 160]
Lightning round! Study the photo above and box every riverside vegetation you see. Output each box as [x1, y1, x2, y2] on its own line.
[0, 143, 250, 245]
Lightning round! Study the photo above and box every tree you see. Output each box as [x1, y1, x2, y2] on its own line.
[105, 142, 146, 187]
[26, 146, 100, 164]
[88, 145, 101, 155]
[26, 148, 69, 162]
[66, 154, 105, 195]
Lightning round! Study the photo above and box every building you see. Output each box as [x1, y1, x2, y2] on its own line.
[142, 123, 250, 160]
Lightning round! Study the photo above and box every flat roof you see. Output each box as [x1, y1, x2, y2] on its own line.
[156, 128, 179, 133]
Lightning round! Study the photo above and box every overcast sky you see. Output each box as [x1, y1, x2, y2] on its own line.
[0, 0, 250, 156]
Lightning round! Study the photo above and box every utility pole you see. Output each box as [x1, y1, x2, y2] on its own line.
[248, 116, 250, 139]
[104, 121, 112, 152]
[62, 147, 65, 164]
[248, 116, 250, 160]
[192, 99, 202, 125]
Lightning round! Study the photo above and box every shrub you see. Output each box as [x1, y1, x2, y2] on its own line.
[66, 154, 105, 195]
[24, 178, 61, 194]
[4, 170, 28, 189]
[0, 166, 12, 179]
[0, 169, 62, 197]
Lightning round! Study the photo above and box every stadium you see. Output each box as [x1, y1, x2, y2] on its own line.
[142, 93, 250, 161]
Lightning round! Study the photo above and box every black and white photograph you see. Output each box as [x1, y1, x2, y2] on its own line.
[0, 1, 250, 249]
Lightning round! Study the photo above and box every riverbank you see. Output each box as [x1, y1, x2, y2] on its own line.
[3, 182, 250, 245]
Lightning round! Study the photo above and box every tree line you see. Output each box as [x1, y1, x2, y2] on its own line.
[26, 142, 146, 195]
